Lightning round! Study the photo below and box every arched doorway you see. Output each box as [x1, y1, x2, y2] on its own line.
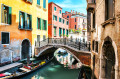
[101, 37, 115, 79]
[21, 39, 30, 59]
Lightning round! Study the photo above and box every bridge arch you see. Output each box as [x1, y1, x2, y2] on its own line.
[35, 45, 91, 65]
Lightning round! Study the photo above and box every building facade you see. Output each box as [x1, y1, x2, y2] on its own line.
[0, 0, 48, 65]
[48, 2, 69, 38]
[87, 0, 120, 79]
[63, 11, 87, 42]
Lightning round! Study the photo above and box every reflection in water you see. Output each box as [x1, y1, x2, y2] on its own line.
[54, 48, 81, 69]
[21, 48, 80, 79]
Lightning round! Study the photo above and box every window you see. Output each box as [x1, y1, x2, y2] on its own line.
[95, 41, 98, 52]
[75, 25, 76, 29]
[54, 27, 56, 36]
[19, 11, 32, 30]
[1, 4, 12, 24]
[59, 10, 61, 14]
[93, 13, 95, 28]
[105, 0, 114, 20]
[37, 18, 41, 30]
[63, 29, 65, 36]
[66, 30, 69, 36]
[37, 0, 40, 5]
[54, 7, 56, 11]
[67, 16, 69, 18]
[37, 35, 40, 42]
[43, 35, 46, 41]
[27, 14, 32, 29]
[43, 20, 47, 30]
[1, 32, 9, 44]
[43, 0, 46, 8]
[66, 21, 69, 25]
[59, 17, 62, 22]
[59, 28, 62, 36]
[92, 40, 95, 51]
[63, 19, 65, 24]
[75, 18, 76, 22]
[53, 15, 57, 21]
[19, 12, 24, 29]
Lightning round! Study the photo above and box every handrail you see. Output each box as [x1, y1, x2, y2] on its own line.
[35, 38, 91, 52]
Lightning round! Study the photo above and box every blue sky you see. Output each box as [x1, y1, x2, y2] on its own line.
[48, 0, 87, 15]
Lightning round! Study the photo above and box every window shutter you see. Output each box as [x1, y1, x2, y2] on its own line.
[40, 18, 41, 30]
[30, 15, 32, 29]
[41, 19, 43, 30]
[37, 18, 38, 29]
[53, 15, 54, 20]
[43, 0, 46, 8]
[19, 11, 21, 28]
[25, 13, 27, 29]
[8, 7, 12, 24]
[37, 0, 40, 5]
[1, 4, 4, 23]
[45, 20, 47, 30]
[56, 16, 57, 21]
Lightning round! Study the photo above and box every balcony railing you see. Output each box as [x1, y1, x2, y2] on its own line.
[35, 38, 91, 52]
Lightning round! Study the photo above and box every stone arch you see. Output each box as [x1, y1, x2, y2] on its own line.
[21, 39, 31, 59]
[100, 36, 118, 79]
[37, 46, 82, 65]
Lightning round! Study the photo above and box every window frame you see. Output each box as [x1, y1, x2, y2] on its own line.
[54, 6, 57, 11]
[1, 4, 12, 25]
[1, 32, 10, 45]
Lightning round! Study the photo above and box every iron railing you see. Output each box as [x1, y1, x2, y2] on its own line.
[35, 38, 91, 52]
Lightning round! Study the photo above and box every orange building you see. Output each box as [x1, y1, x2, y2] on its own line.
[0, 0, 48, 65]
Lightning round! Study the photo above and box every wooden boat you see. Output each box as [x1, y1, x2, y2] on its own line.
[0, 57, 54, 79]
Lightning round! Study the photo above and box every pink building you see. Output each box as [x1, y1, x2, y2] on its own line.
[48, 2, 69, 38]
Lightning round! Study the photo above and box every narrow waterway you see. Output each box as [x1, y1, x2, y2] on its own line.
[21, 57, 80, 79]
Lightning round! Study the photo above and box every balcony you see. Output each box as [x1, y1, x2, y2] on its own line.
[87, 0, 96, 12]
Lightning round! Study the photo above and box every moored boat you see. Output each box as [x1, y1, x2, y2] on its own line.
[0, 56, 54, 79]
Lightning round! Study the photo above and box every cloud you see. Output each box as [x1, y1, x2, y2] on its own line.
[56, 0, 87, 14]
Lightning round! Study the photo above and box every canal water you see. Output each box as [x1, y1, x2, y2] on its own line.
[21, 57, 80, 79]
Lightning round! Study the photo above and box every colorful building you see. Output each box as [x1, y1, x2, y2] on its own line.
[48, 2, 69, 38]
[0, 0, 48, 65]
[63, 11, 87, 42]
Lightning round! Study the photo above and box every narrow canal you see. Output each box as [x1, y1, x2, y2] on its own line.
[21, 48, 80, 79]
[21, 57, 80, 79]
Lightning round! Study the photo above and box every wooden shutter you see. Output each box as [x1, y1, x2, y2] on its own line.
[19, 11, 21, 28]
[53, 15, 54, 20]
[56, 16, 57, 21]
[8, 7, 12, 24]
[43, 0, 46, 8]
[45, 20, 47, 30]
[37, 18, 38, 29]
[30, 15, 32, 29]
[40, 18, 41, 30]
[1, 4, 4, 23]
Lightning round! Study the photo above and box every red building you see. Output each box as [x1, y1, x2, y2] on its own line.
[63, 10, 80, 30]
[48, 2, 69, 38]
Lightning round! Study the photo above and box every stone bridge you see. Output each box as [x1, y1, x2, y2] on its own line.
[34, 38, 91, 66]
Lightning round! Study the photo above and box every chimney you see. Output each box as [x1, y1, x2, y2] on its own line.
[76, 11, 77, 14]
[71, 10, 72, 13]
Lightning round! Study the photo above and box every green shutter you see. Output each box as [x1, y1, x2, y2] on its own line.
[8, 7, 12, 24]
[40, 18, 41, 30]
[1, 4, 4, 23]
[19, 11, 21, 28]
[43, 0, 46, 8]
[45, 20, 47, 30]
[23, 13, 26, 28]
[37, 18, 38, 29]
[30, 15, 32, 29]
[41, 19, 43, 30]
[53, 15, 54, 20]
[56, 16, 57, 21]
[59, 28, 61, 36]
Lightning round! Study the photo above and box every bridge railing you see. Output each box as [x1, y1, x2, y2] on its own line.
[35, 38, 91, 52]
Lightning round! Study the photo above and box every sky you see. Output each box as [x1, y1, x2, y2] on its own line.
[48, 0, 87, 15]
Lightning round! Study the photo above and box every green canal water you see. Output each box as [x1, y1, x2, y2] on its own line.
[21, 58, 80, 79]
